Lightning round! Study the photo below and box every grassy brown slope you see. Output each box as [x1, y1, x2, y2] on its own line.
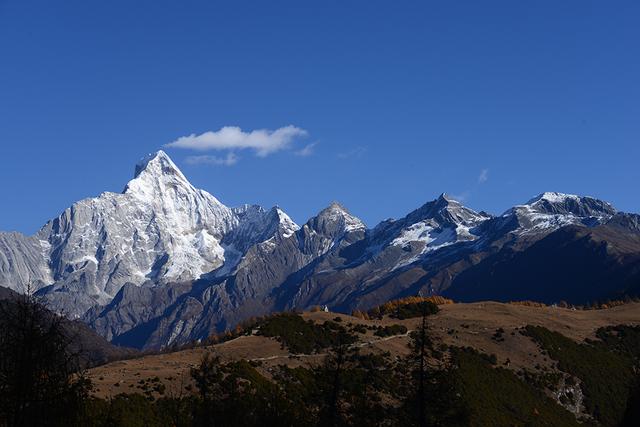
[88, 302, 640, 399]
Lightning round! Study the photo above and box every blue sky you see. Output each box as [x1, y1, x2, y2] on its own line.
[1, 1, 638, 234]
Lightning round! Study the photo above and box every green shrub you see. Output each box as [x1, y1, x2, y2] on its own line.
[451, 347, 579, 427]
[525, 325, 635, 426]
[351, 324, 367, 334]
[374, 324, 408, 337]
[258, 313, 356, 354]
[594, 325, 640, 361]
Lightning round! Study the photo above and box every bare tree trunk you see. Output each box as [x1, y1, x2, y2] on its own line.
[418, 306, 428, 427]
[321, 333, 349, 427]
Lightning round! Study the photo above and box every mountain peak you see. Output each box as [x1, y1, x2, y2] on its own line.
[405, 194, 487, 228]
[433, 193, 467, 211]
[521, 192, 616, 217]
[310, 202, 366, 235]
[437, 192, 457, 203]
[527, 192, 580, 205]
[124, 151, 194, 199]
[269, 206, 300, 237]
[502, 192, 617, 234]
[133, 150, 184, 179]
[322, 201, 350, 213]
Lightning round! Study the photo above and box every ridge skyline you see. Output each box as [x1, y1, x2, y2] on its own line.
[1, 149, 636, 347]
[1, 149, 631, 236]
[2, 1, 638, 239]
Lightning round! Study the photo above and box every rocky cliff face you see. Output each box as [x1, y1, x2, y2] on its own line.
[0, 232, 51, 294]
[1, 151, 298, 317]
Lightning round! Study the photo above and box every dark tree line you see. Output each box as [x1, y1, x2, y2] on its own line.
[180, 302, 468, 427]
[0, 292, 91, 427]
[0, 294, 469, 427]
[4, 291, 640, 426]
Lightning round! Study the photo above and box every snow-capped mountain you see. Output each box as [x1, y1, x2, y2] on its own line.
[87, 199, 368, 347]
[365, 194, 492, 270]
[266, 191, 636, 319]
[1, 151, 639, 349]
[503, 191, 616, 234]
[1, 151, 298, 317]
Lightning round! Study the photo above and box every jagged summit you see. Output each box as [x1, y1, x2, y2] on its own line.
[516, 192, 616, 218]
[379, 195, 490, 264]
[132, 150, 191, 189]
[501, 192, 616, 234]
[318, 201, 353, 216]
[529, 191, 580, 204]
[315, 202, 366, 233]
[134, 150, 179, 178]
[436, 192, 458, 203]
[2, 151, 302, 317]
[268, 206, 300, 238]
[125, 150, 196, 199]
[325, 201, 349, 211]
[406, 194, 489, 229]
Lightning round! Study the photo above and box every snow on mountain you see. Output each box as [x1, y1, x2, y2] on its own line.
[211, 204, 301, 276]
[321, 202, 366, 232]
[229, 205, 299, 246]
[359, 191, 620, 274]
[359, 193, 492, 271]
[1, 151, 298, 317]
[504, 191, 616, 234]
[307, 202, 366, 239]
[1, 148, 634, 349]
[389, 194, 490, 248]
[80, 187, 637, 349]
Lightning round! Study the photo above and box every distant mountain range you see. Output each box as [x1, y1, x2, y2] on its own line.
[1, 151, 638, 349]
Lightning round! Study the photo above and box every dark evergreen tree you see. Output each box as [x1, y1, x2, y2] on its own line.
[317, 332, 350, 427]
[402, 302, 469, 427]
[191, 352, 224, 426]
[0, 291, 91, 427]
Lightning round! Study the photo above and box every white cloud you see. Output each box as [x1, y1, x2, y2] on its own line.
[166, 125, 308, 157]
[295, 142, 317, 157]
[337, 146, 367, 159]
[478, 168, 489, 184]
[184, 153, 239, 166]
